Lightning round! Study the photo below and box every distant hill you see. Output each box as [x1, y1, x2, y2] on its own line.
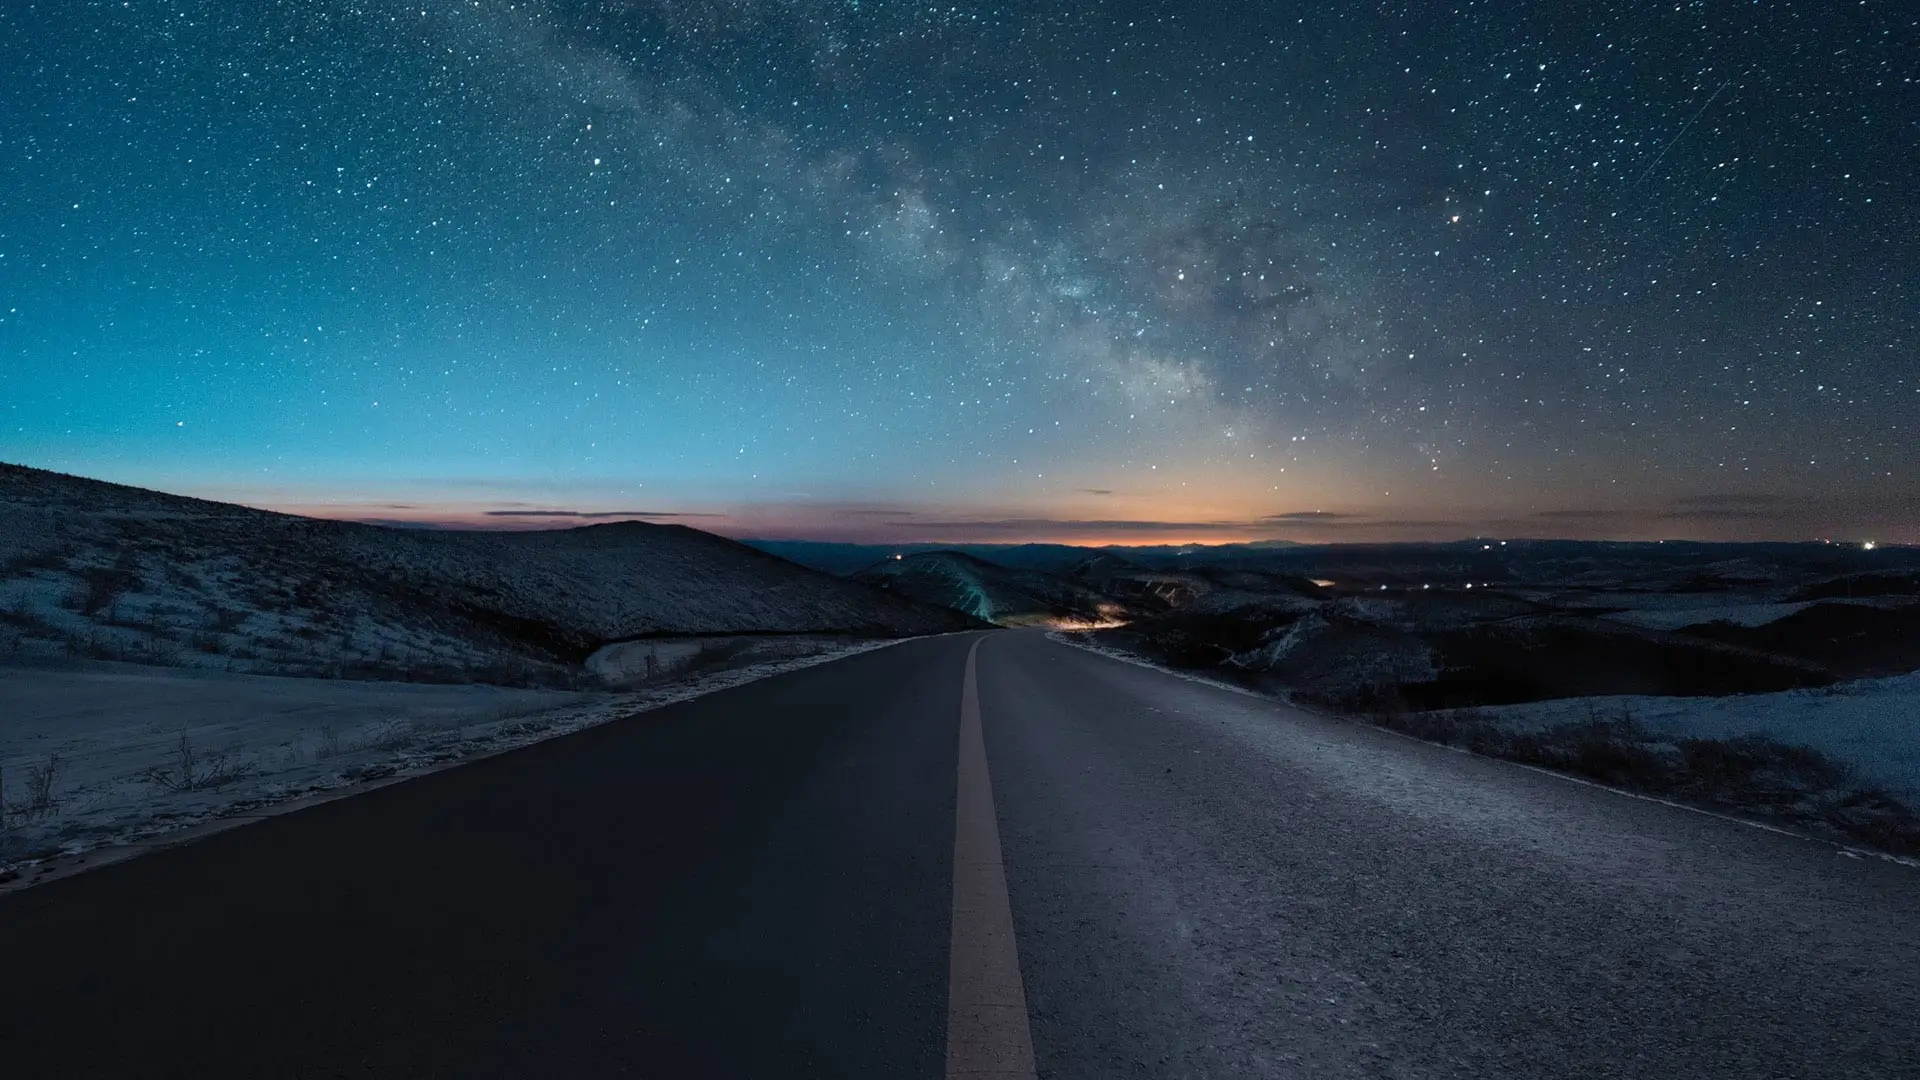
[853, 551, 1129, 627]
[0, 464, 980, 685]
[750, 535, 1916, 587]
[744, 539, 1099, 577]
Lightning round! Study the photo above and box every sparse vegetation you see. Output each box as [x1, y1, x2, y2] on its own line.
[69, 553, 143, 618]
[354, 721, 416, 753]
[4, 755, 65, 823]
[1, 595, 41, 627]
[140, 732, 255, 793]
[1359, 703, 1920, 855]
[1067, 546, 1920, 859]
[0, 462, 966, 690]
[1, 547, 70, 577]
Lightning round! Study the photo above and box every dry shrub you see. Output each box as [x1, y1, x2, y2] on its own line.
[141, 732, 255, 792]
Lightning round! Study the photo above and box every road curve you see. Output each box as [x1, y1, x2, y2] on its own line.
[1, 629, 1915, 1078]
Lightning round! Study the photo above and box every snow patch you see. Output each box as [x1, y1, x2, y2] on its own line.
[1460, 672, 1920, 802]
[0, 639, 899, 882]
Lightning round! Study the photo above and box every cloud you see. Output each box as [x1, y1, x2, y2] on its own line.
[888, 512, 1493, 540]
[1654, 507, 1780, 521]
[1260, 510, 1359, 522]
[1248, 512, 1462, 532]
[894, 517, 1247, 535]
[1528, 509, 1616, 521]
[1356, 519, 1461, 530]
[351, 518, 462, 531]
[1666, 492, 1787, 509]
[1656, 493, 1797, 521]
[1077, 488, 1115, 496]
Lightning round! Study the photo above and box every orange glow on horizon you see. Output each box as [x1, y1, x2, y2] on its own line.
[213, 492, 1920, 548]
[276, 505, 1310, 546]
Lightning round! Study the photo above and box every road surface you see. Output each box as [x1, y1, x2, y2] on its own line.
[1, 630, 1916, 1078]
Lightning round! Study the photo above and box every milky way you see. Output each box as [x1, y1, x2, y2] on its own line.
[1, 2, 1915, 542]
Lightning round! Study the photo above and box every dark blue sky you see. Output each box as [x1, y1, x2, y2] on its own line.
[2, 1, 1915, 542]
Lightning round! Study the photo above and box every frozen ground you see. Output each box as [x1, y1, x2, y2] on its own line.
[1058, 629, 1920, 852]
[1459, 673, 1920, 803]
[1080, 614, 1920, 804]
[0, 638, 897, 879]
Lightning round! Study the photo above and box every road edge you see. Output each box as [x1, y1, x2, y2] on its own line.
[1046, 630, 1919, 870]
[0, 634, 953, 898]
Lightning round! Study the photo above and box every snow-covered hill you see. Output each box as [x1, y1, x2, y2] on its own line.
[0, 464, 978, 685]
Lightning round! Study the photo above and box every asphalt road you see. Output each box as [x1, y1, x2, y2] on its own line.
[2, 630, 1916, 1078]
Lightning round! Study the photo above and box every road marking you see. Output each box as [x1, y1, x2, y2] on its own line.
[947, 637, 1039, 1079]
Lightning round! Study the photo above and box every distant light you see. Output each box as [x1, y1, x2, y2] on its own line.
[1465, 583, 1474, 589]
[1422, 584, 1430, 590]
[1482, 544, 1491, 550]
[1864, 541, 1877, 551]
[894, 553, 904, 560]
[1379, 585, 1388, 591]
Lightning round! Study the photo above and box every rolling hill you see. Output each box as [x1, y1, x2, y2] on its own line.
[0, 464, 979, 685]
[853, 550, 1129, 627]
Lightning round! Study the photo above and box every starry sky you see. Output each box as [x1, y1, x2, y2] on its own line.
[2, 1, 1915, 544]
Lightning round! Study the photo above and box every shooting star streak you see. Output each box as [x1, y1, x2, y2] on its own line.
[1632, 81, 1731, 188]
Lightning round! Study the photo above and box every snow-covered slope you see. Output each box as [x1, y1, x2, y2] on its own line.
[0, 639, 901, 877]
[1455, 672, 1920, 804]
[0, 464, 978, 684]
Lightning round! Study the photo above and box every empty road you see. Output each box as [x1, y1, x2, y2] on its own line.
[2, 631, 1916, 1078]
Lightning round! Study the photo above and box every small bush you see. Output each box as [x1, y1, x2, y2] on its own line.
[1826, 791, 1920, 855]
[67, 630, 119, 661]
[0, 596, 43, 629]
[141, 732, 254, 793]
[1505, 720, 1671, 790]
[70, 556, 143, 618]
[354, 721, 416, 753]
[137, 635, 184, 666]
[1675, 736, 1850, 805]
[1, 548, 70, 577]
[6, 755, 64, 822]
[1361, 704, 1920, 855]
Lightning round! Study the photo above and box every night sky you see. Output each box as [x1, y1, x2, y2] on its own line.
[2, 2, 1915, 543]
